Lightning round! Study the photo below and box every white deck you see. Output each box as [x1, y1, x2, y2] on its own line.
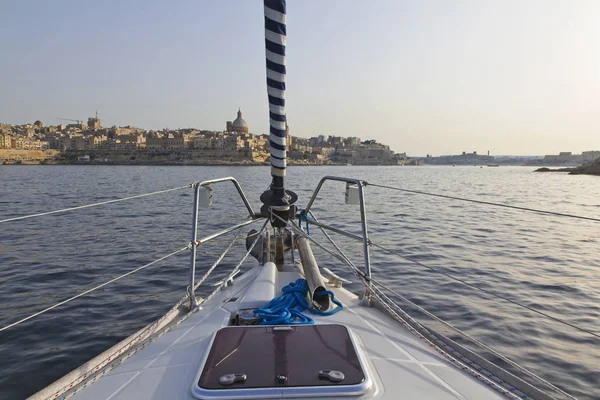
[51, 263, 505, 400]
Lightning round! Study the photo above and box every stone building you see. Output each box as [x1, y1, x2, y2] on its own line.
[146, 133, 186, 150]
[116, 133, 146, 148]
[33, 120, 44, 133]
[226, 108, 249, 133]
[88, 112, 101, 130]
[0, 133, 14, 149]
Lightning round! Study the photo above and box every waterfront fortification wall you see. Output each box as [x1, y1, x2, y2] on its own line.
[0, 149, 60, 164]
[60, 149, 267, 165]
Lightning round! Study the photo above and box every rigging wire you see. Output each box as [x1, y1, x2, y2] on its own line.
[1, 222, 260, 330]
[278, 211, 600, 339]
[279, 216, 535, 397]
[221, 218, 270, 281]
[361, 281, 524, 400]
[0, 246, 189, 333]
[285, 214, 576, 398]
[367, 277, 578, 399]
[366, 182, 600, 223]
[198, 219, 270, 307]
[192, 230, 240, 291]
[0, 185, 191, 224]
[369, 240, 600, 340]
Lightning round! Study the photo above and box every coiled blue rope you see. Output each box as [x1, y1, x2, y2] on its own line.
[253, 279, 343, 325]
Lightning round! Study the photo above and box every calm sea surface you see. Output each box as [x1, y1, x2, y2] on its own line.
[0, 165, 598, 399]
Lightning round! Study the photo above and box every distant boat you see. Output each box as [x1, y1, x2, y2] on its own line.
[487, 164, 500, 167]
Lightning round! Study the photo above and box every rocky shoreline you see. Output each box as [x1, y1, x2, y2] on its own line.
[535, 158, 600, 176]
[568, 159, 600, 175]
[534, 167, 575, 173]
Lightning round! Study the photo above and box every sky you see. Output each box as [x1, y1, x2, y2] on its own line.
[0, 0, 598, 156]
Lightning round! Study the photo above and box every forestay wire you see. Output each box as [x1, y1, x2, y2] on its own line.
[367, 182, 600, 223]
[0, 185, 190, 224]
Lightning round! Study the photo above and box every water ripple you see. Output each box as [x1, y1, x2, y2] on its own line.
[0, 165, 598, 399]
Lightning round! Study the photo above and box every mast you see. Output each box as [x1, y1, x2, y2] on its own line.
[260, 0, 297, 226]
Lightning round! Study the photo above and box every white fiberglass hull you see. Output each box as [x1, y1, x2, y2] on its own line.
[31, 262, 507, 400]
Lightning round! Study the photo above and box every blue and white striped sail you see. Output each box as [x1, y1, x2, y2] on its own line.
[264, 0, 287, 178]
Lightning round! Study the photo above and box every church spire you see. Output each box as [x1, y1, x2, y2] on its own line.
[237, 108, 242, 118]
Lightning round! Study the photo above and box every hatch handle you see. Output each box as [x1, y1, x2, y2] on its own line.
[319, 370, 345, 383]
[219, 373, 247, 386]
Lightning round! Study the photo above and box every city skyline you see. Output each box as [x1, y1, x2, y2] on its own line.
[1, 113, 597, 158]
[1, 0, 598, 155]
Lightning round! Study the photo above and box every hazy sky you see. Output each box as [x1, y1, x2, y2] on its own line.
[1, 0, 598, 155]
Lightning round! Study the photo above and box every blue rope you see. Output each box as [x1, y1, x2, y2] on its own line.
[253, 279, 343, 325]
[298, 210, 310, 235]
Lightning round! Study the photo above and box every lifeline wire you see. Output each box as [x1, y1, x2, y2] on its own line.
[0, 246, 188, 332]
[367, 277, 577, 400]
[367, 182, 600, 223]
[198, 219, 270, 308]
[192, 230, 240, 291]
[279, 210, 600, 340]
[369, 240, 600, 340]
[288, 214, 575, 398]
[279, 215, 528, 398]
[362, 279, 523, 400]
[220, 219, 269, 282]
[29, 225, 265, 400]
[0, 185, 190, 224]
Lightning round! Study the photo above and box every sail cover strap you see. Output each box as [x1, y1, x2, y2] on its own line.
[264, 0, 287, 178]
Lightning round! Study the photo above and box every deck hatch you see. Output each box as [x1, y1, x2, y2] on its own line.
[193, 324, 371, 398]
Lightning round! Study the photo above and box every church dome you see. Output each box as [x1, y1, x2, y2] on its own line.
[232, 108, 248, 133]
